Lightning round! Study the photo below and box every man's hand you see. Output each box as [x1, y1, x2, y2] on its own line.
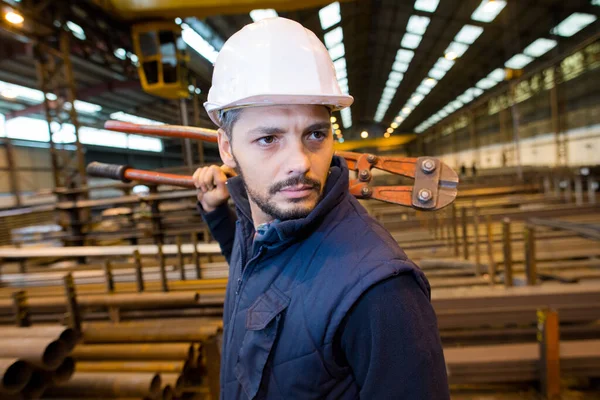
[193, 165, 236, 213]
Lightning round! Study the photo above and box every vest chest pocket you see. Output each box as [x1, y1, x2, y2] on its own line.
[234, 286, 290, 400]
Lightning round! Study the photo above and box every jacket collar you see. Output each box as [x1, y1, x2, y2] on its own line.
[226, 155, 349, 244]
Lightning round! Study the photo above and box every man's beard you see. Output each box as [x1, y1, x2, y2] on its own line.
[233, 158, 324, 221]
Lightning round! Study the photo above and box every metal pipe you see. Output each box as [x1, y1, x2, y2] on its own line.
[53, 356, 76, 384]
[81, 320, 222, 343]
[502, 218, 514, 288]
[0, 358, 33, 394]
[21, 368, 52, 399]
[0, 338, 67, 370]
[71, 343, 194, 361]
[161, 373, 184, 396]
[0, 326, 79, 352]
[104, 261, 115, 293]
[473, 206, 481, 277]
[104, 120, 218, 143]
[162, 384, 174, 400]
[461, 207, 469, 260]
[76, 360, 189, 374]
[43, 371, 161, 398]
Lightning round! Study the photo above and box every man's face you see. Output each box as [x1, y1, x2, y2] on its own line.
[218, 105, 334, 223]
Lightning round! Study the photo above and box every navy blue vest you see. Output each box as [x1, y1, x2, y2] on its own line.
[221, 156, 431, 399]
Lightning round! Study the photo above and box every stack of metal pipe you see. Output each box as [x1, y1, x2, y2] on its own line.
[0, 325, 77, 399]
[42, 319, 221, 399]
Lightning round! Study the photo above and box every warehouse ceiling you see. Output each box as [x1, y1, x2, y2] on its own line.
[0, 0, 599, 148]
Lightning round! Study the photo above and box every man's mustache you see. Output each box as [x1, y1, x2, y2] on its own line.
[269, 176, 322, 195]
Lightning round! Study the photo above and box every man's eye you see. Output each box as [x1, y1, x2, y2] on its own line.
[310, 131, 327, 140]
[258, 136, 276, 145]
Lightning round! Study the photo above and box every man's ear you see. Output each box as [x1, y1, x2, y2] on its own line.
[217, 128, 237, 169]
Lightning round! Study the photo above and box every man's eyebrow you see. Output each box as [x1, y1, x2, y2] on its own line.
[304, 122, 331, 132]
[247, 126, 287, 136]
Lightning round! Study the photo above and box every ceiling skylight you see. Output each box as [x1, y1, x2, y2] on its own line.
[327, 42, 345, 60]
[505, 53, 534, 69]
[401, 33, 423, 49]
[396, 49, 415, 63]
[324, 26, 344, 48]
[551, 13, 597, 37]
[414, 0, 440, 12]
[454, 24, 484, 44]
[471, 0, 507, 23]
[182, 24, 219, 63]
[487, 68, 506, 82]
[445, 41, 469, 58]
[428, 68, 446, 80]
[406, 15, 431, 35]
[434, 57, 455, 72]
[319, 2, 341, 30]
[523, 38, 557, 57]
[475, 77, 497, 90]
[249, 9, 278, 22]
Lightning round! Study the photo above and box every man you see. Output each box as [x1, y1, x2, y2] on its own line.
[194, 17, 449, 399]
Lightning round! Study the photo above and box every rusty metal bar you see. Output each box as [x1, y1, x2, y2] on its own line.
[0, 338, 67, 369]
[104, 261, 115, 293]
[158, 245, 169, 292]
[12, 290, 30, 327]
[524, 225, 537, 286]
[461, 207, 469, 260]
[192, 233, 201, 279]
[43, 371, 161, 398]
[105, 120, 218, 143]
[451, 204, 459, 257]
[472, 206, 481, 277]
[0, 326, 79, 352]
[134, 250, 144, 293]
[538, 309, 560, 400]
[72, 343, 194, 361]
[485, 215, 496, 284]
[502, 218, 514, 288]
[63, 273, 81, 333]
[76, 360, 189, 374]
[575, 176, 583, 205]
[81, 320, 221, 343]
[0, 358, 33, 394]
[176, 236, 186, 281]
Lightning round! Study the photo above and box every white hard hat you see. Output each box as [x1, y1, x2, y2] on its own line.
[204, 17, 354, 127]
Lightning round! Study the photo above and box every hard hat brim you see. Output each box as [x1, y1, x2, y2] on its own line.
[204, 93, 354, 127]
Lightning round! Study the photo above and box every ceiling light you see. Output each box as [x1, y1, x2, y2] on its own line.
[471, 87, 484, 97]
[551, 13, 597, 37]
[471, 0, 507, 23]
[487, 67, 506, 82]
[249, 9, 278, 22]
[401, 33, 422, 49]
[384, 132, 391, 138]
[593, 0, 600, 5]
[445, 41, 469, 58]
[110, 111, 164, 125]
[361, 131, 369, 139]
[523, 38, 557, 57]
[46, 93, 57, 101]
[319, 2, 341, 30]
[74, 100, 102, 114]
[445, 52, 458, 60]
[389, 71, 404, 82]
[334, 57, 347, 72]
[439, 110, 449, 118]
[414, 0, 440, 12]
[428, 68, 446, 80]
[387, 128, 394, 133]
[396, 49, 415, 63]
[1, 89, 17, 99]
[394, 116, 404, 123]
[331, 123, 339, 130]
[4, 10, 24, 25]
[392, 61, 409, 72]
[391, 122, 399, 129]
[114, 48, 127, 60]
[476, 77, 497, 89]
[324, 26, 344, 48]
[0, 81, 44, 102]
[458, 91, 475, 103]
[505, 53, 533, 69]
[402, 106, 413, 114]
[423, 78, 437, 88]
[450, 99, 464, 109]
[328, 42, 345, 60]
[335, 129, 342, 135]
[182, 24, 219, 63]
[454, 24, 484, 44]
[386, 79, 401, 89]
[434, 57, 455, 72]
[66, 21, 86, 40]
[416, 85, 432, 95]
[331, 116, 337, 123]
[406, 15, 431, 35]
[338, 137, 345, 143]
[383, 87, 396, 96]
[174, 17, 182, 25]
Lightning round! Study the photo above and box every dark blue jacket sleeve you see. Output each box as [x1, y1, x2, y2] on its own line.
[335, 273, 450, 399]
[198, 202, 237, 264]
